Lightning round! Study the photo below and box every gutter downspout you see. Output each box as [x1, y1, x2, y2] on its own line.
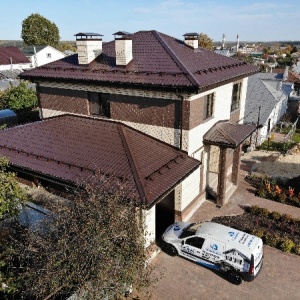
[176, 91, 184, 150]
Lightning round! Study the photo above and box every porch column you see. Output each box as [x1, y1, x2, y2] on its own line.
[232, 145, 241, 185]
[217, 147, 227, 206]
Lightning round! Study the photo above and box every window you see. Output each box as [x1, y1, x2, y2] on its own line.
[204, 93, 214, 119]
[46, 53, 51, 58]
[88, 92, 110, 117]
[185, 237, 205, 249]
[231, 82, 242, 112]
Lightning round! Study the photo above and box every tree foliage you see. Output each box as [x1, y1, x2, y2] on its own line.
[0, 81, 37, 111]
[21, 13, 60, 47]
[7, 176, 156, 299]
[198, 33, 214, 51]
[0, 157, 27, 219]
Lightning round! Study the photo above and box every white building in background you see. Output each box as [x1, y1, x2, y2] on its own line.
[21, 45, 66, 68]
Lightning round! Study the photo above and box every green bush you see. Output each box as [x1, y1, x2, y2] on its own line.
[278, 238, 295, 253]
[269, 211, 281, 221]
[264, 233, 280, 247]
[293, 244, 300, 255]
[251, 229, 265, 239]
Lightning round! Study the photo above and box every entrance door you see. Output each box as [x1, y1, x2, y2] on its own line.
[155, 191, 175, 239]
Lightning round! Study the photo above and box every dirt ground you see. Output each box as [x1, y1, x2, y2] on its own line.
[244, 143, 300, 179]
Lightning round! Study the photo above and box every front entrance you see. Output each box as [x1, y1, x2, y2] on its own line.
[155, 190, 175, 239]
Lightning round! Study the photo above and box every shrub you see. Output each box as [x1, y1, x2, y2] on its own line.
[251, 229, 265, 239]
[264, 233, 280, 247]
[278, 193, 287, 204]
[269, 211, 281, 221]
[281, 213, 293, 224]
[248, 205, 261, 215]
[278, 238, 295, 253]
[292, 244, 300, 255]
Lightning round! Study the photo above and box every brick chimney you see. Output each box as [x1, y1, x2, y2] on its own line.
[113, 31, 133, 66]
[75, 32, 103, 65]
[183, 33, 199, 49]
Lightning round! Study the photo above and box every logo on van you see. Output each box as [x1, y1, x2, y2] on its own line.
[228, 231, 235, 237]
[210, 244, 218, 251]
[174, 224, 181, 231]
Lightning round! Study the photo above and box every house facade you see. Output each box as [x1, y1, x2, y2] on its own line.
[244, 72, 290, 146]
[19, 31, 258, 243]
[21, 45, 66, 68]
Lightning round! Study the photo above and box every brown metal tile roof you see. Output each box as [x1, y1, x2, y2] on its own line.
[20, 30, 258, 90]
[203, 120, 256, 148]
[0, 115, 200, 207]
[0, 47, 30, 65]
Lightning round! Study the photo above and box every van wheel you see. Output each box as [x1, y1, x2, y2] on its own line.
[227, 270, 242, 285]
[164, 243, 178, 256]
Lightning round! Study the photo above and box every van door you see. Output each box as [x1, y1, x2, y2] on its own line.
[181, 237, 205, 261]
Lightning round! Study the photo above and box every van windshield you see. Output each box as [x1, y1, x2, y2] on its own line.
[179, 223, 201, 239]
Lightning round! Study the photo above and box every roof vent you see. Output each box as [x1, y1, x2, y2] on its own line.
[183, 33, 199, 49]
[75, 32, 103, 65]
[113, 31, 133, 66]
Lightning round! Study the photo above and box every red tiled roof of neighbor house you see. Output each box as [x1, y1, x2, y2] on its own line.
[20, 30, 258, 91]
[203, 120, 256, 148]
[0, 115, 200, 207]
[0, 47, 30, 65]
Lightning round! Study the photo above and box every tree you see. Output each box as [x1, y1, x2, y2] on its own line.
[198, 33, 214, 51]
[0, 157, 27, 299]
[0, 81, 39, 124]
[10, 176, 156, 299]
[0, 82, 37, 111]
[0, 157, 27, 219]
[21, 13, 60, 47]
[232, 52, 254, 64]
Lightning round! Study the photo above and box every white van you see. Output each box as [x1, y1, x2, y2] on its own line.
[162, 221, 263, 284]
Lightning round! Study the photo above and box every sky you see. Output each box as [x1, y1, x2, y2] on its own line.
[0, 0, 298, 43]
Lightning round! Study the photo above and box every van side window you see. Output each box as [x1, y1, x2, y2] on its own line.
[186, 237, 205, 249]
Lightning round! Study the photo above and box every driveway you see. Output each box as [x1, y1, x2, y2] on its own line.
[150, 246, 300, 300]
[149, 151, 300, 300]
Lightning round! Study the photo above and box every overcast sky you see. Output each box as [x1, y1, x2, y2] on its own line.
[0, 0, 298, 42]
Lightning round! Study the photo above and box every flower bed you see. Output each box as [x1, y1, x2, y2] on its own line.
[245, 175, 300, 208]
[212, 205, 300, 255]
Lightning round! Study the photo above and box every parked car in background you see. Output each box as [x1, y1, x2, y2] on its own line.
[162, 221, 264, 284]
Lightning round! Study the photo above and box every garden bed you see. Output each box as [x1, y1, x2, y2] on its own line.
[212, 206, 300, 255]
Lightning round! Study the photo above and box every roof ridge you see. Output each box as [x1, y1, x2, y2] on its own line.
[116, 124, 147, 204]
[152, 31, 199, 88]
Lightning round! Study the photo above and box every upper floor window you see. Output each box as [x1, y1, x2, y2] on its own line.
[231, 82, 242, 112]
[46, 53, 51, 58]
[204, 93, 214, 119]
[89, 92, 110, 117]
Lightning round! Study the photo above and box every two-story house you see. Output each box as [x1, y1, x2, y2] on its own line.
[5, 30, 258, 245]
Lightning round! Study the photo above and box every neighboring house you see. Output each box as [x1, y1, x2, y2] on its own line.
[244, 72, 291, 146]
[214, 49, 231, 57]
[0, 47, 31, 78]
[11, 30, 258, 244]
[285, 68, 300, 119]
[21, 45, 66, 68]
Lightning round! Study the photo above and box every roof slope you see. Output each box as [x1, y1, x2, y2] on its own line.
[0, 115, 200, 206]
[0, 47, 30, 65]
[21, 45, 47, 56]
[203, 120, 256, 148]
[244, 73, 291, 126]
[20, 30, 258, 90]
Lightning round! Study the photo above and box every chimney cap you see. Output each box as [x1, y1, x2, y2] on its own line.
[183, 33, 199, 38]
[113, 31, 133, 38]
[74, 32, 103, 38]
